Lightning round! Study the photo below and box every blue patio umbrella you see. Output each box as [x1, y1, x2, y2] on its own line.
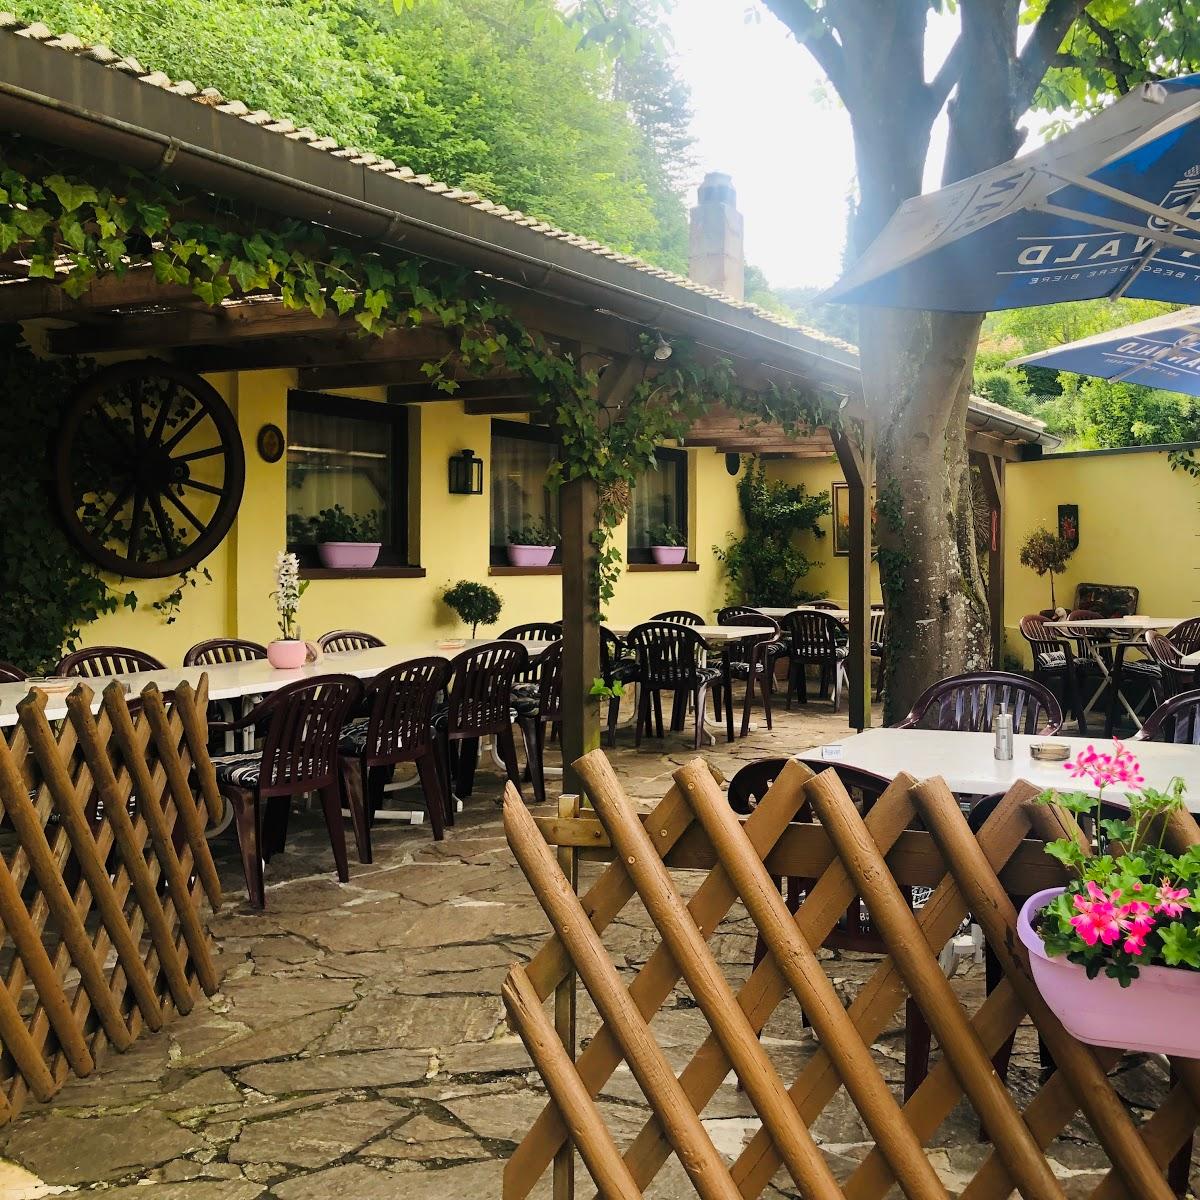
[1009, 307, 1200, 393]
[825, 78, 1200, 312]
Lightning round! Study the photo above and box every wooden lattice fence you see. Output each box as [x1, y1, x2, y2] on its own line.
[0, 677, 222, 1122]
[501, 750, 1200, 1200]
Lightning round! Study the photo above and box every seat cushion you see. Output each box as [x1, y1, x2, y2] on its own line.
[609, 659, 642, 683]
[1036, 650, 1067, 669]
[727, 659, 768, 679]
[211, 751, 263, 789]
[339, 716, 370, 755]
[511, 681, 542, 718]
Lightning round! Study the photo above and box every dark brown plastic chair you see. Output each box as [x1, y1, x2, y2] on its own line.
[650, 610, 704, 626]
[1134, 689, 1200, 745]
[624, 621, 731, 747]
[319, 630, 385, 653]
[599, 626, 639, 747]
[499, 621, 562, 642]
[1168, 617, 1200, 657]
[1019, 614, 1089, 733]
[339, 657, 451, 856]
[807, 599, 842, 611]
[869, 609, 887, 700]
[717, 609, 782, 737]
[1144, 631, 1192, 700]
[513, 641, 564, 806]
[436, 641, 528, 806]
[208, 675, 362, 907]
[56, 645, 166, 677]
[0, 661, 27, 683]
[782, 610, 847, 710]
[897, 670, 1062, 734]
[184, 638, 268, 666]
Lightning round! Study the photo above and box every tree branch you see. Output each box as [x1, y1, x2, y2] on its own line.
[760, 0, 849, 99]
[1016, 0, 1091, 105]
[926, 35, 964, 118]
[1081, 11, 1132, 92]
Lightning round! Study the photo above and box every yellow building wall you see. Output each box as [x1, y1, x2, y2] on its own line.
[78, 370, 747, 664]
[764, 456, 883, 605]
[1003, 447, 1200, 664]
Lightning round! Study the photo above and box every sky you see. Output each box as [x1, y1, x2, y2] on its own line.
[665, 3, 1029, 292]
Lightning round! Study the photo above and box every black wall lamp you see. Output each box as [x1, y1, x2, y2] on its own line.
[448, 448, 484, 495]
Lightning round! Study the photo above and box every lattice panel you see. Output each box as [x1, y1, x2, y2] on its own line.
[0, 677, 222, 1122]
[501, 752, 1200, 1200]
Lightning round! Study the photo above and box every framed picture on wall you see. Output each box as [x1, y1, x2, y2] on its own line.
[1058, 503, 1079, 550]
[832, 482, 877, 556]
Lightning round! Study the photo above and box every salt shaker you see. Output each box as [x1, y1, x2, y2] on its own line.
[993, 710, 1014, 761]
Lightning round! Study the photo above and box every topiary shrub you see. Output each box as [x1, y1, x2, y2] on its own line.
[442, 580, 503, 637]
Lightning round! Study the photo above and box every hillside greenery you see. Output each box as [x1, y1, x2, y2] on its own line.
[8, 0, 693, 269]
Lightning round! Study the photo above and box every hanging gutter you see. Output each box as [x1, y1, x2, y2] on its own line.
[0, 26, 861, 396]
[966, 396, 1062, 450]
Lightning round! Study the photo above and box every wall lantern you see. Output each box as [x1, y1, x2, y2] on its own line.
[448, 448, 484, 495]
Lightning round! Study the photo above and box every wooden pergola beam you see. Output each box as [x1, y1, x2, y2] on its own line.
[0, 270, 203, 320]
[387, 379, 535, 406]
[463, 396, 541, 416]
[174, 327, 457, 373]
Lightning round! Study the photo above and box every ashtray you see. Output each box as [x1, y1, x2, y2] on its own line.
[436, 639, 466, 651]
[24, 677, 76, 698]
[1030, 742, 1070, 762]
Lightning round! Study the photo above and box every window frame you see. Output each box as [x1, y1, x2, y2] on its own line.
[489, 418, 562, 566]
[285, 389, 410, 568]
[626, 445, 689, 564]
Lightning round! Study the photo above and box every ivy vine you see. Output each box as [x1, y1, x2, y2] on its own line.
[1, 139, 845, 630]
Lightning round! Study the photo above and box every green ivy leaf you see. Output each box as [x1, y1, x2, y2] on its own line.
[45, 174, 98, 213]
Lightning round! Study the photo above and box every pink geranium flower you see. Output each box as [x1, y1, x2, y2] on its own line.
[1064, 739, 1144, 791]
[1156, 881, 1190, 919]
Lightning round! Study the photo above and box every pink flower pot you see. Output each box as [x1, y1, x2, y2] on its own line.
[1018, 888, 1200, 1058]
[318, 542, 381, 569]
[650, 545, 687, 565]
[507, 544, 555, 567]
[267, 639, 308, 670]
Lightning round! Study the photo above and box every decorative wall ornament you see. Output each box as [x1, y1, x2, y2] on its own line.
[1058, 503, 1079, 550]
[256, 423, 285, 464]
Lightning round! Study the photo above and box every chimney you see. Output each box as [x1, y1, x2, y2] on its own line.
[689, 171, 745, 300]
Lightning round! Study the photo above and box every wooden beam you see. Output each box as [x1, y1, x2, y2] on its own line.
[0, 270, 201, 321]
[174, 327, 457, 373]
[966, 429, 1023, 462]
[684, 436, 835, 452]
[463, 397, 541, 416]
[387, 379, 534, 406]
[832, 423, 873, 731]
[974, 450, 1006, 667]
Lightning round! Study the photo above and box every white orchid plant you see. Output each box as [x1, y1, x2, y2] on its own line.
[272, 551, 309, 641]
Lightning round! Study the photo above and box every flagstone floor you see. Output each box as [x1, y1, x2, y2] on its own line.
[0, 701, 1189, 1199]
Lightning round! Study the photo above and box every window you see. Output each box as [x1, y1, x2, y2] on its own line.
[627, 447, 688, 563]
[286, 391, 409, 566]
[490, 420, 559, 564]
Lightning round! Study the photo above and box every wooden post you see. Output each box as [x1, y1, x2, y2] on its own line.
[975, 451, 1005, 666]
[559, 476, 601, 797]
[833, 422, 874, 729]
[553, 793, 579, 1200]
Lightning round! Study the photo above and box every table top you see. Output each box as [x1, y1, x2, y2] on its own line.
[755, 607, 851, 622]
[1044, 616, 1188, 635]
[1184, 650, 1200, 668]
[0, 639, 551, 729]
[608, 624, 768, 642]
[798, 727, 1200, 810]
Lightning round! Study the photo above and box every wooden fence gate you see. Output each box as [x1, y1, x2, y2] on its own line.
[500, 749, 1200, 1200]
[0, 678, 222, 1123]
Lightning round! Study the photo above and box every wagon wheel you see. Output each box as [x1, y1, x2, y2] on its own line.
[55, 360, 246, 579]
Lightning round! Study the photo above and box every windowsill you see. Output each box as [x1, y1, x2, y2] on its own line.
[300, 566, 427, 580]
[489, 565, 563, 576]
[626, 561, 700, 572]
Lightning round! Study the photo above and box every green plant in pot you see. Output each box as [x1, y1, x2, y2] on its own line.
[442, 580, 503, 638]
[646, 520, 686, 566]
[1019, 525, 1074, 614]
[311, 506, 383, 570]
[507, 516, 559, 567]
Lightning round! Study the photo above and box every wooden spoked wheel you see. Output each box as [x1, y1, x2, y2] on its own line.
[55, 361, 246, 578]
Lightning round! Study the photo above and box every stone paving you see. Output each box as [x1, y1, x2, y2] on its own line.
[0, 701, 1190, 1199]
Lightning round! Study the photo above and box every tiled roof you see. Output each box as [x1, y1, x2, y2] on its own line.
[0, 12, 859, 358]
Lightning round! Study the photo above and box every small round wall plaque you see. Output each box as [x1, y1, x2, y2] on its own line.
[257, 423, 285, 464]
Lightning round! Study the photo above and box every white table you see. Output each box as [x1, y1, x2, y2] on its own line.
[0, 639, 550, 729]
[608, 624, 768, 642]
[1183, 650, 1200, 668]
[756, 606, 851, 623]
[1043, 617, 1187, 728]
[799, 728, 1200, 810]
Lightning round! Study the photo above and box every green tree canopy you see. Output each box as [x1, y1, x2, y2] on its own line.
[10, 0, 692, 269]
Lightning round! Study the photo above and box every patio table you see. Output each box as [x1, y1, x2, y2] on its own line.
[799, 727, 1200, 810]
[607, 623, 769, 641]
[1043, 616, 1189, 729]
[0, 638, 551, 729]
[755, 606, 851, 622]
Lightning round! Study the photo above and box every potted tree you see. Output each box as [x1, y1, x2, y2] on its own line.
[268, 550, 310, 668]
[506, 517, 558, 567]
[442, 580, 503, 639]
[1017, 741, 1200, 1056]
[647, 521, 687, 566]
[1019, 525, 1074, 614]
[312, 505, 383, 570]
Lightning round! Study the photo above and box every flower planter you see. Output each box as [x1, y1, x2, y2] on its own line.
[650, 545, 687, 565]
[1018, 888, 1200, 1058]
[507, 544, 555, 567]
[318, 541, 381, 569]
[267, 639, 308, 670]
